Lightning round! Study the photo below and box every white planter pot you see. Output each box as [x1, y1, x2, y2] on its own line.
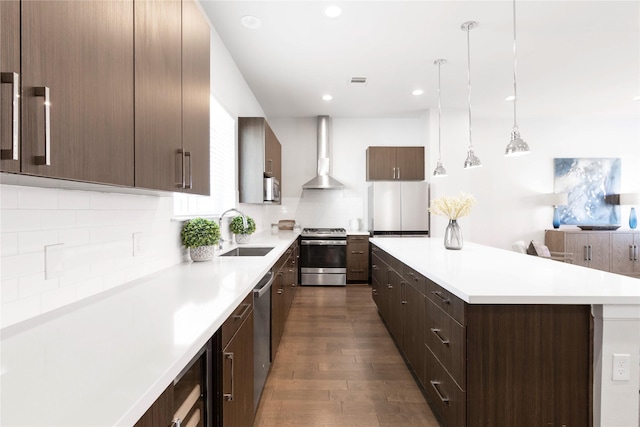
[235, 233, 251, 244]
[189, 245, 215, 261]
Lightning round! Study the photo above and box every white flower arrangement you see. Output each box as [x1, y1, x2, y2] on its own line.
[429, 192, 476, 220]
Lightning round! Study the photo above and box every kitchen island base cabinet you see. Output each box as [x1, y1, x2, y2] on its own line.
[370, 244, 593, 427]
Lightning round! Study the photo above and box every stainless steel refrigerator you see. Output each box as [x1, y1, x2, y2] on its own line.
[368, 182, 430, 236]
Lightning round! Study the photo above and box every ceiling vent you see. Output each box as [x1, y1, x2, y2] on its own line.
[349, 76, 368, 85]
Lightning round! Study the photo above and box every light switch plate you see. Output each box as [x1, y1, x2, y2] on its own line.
[45, 243, 64, 280]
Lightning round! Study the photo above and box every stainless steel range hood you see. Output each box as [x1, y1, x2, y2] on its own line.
[302, 116, 345, 190]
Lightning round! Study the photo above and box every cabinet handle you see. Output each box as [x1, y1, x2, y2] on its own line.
[277, 289, 283, 294]
[397, 167, 400, 179]
[223, 352, 234, 401]
[232, 303, 251, 321]
[177, 148, 185, 188]
[430, 328, 450, 345]
[431, 290, 450, 304]
[630, 245, 635, 261]
[583, 246, 589, 261]
[588, 245, 593, 261]
[392, 167, 397, 179]
[1, 72, 19, 161]
[267, 158, 273, 174]
[430, 380, 450, 403]
[387, 284, 393, 289]
[33, 86, 51, 166]
[351, 251, 364, 254]
[350, 269, 365, 273]
[171, 418, 182, 427]
[372, 289, 378, 296]
[185, 151, 193, 189]
[372, 264, 378, 270]
[635, 245, 638, 261]
[402, 300, 407, 305]
[291, 283, 296, 287]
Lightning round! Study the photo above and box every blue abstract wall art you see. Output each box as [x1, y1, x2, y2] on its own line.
[554, 158, 621, 226]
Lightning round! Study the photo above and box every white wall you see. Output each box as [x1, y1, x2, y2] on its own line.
[266, 117, 427, 230]
[428, 109, 640, 249]
[0, 20, 265, 328]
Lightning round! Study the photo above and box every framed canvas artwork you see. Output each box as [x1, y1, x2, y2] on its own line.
[554, 158, 621, 226]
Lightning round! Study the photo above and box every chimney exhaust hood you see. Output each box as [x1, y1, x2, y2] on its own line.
[302, 116, 345, 190]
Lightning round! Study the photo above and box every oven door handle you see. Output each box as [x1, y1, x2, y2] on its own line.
[301, 240, 347, 246]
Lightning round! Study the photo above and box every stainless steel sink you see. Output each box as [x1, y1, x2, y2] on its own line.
[220, 247, 274, 257]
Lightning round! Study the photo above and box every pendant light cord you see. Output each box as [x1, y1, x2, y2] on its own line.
[437, 61, 443, 162]
[512, 0, 518, 131]
[466, 25, 473, 150]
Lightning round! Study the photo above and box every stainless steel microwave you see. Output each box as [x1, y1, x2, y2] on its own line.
[263, 177, 280, 203]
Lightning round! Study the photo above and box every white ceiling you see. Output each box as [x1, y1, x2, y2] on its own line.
[200, 1, 640, 119]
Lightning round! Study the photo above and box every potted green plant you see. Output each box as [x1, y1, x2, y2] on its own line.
[181, 217, 221, 261]
[229, 215, 256, 244]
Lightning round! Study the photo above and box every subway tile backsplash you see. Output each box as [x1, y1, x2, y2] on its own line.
[0, 184, 183, 328]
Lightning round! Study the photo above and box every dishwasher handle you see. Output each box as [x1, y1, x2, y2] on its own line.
[253, 271, 275, 298]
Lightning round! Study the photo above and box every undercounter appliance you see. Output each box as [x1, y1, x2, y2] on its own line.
[253, 270, 274, 411]
[300, 228, 347, 286]
[368, 181, 430, 236]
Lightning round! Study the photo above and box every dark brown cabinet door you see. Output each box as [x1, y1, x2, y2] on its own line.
[395, 146, 424, 180]
[387, 270, 404, 349]
[134, 0, 182, 191]
[134, 384, 174, 427]
[271, 271, 285, 361]
[264, 122, 281, 184]
[222, 310, 255, 427]
[21, 0, 134, 185]
[366, 146, 395, 180]
[403, 283, 424, 386]
[0, 0, 20, 173]
[181, 0, 210, 196]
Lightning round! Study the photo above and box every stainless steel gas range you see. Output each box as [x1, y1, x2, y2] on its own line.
[299, 228, 347, 286]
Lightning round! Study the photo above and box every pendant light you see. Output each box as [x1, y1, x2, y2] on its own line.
[504, 0, 531, 156]
[461, 21, 481, 169]
[433, 59, 447, 177]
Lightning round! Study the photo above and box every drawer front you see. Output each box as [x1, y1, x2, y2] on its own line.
[347, 242, 369, 281]
[425, 347, 466, 427]
[222, 292, 254, 348]
[371, 253, 388, 285]
[426, 279, 466, 325]
[347, 235, 369, 243]
[402, 265, 426, 296]
[425, 298, 466, 389]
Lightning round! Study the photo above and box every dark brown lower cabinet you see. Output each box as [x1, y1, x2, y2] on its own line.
[271, 242, 298, 361]
[370, 244, 593, 427]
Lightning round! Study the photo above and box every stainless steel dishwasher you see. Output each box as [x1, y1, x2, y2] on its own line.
[253, 270, 274, 411]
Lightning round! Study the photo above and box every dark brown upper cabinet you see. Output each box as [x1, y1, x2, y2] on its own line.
[366, 146, 425, 181]
[11, 0, 135, 185]
[135, 0, 210, 195]
[1, 0, 21, 174]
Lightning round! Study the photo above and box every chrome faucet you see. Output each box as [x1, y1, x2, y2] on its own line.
[218, 208, 248, 249]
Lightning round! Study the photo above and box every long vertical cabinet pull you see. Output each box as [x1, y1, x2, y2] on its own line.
[397, 167, 400, 179]
[223, 352, 234, 401]
[583, 246, 589, 261]
[176, 148, 185, 188]
[185, 151, 193, 189]
[630, 245, 635, 261]
[1, 72, 19, 160]
[588, 245, 593, 261]
[33, 86, 51, 166]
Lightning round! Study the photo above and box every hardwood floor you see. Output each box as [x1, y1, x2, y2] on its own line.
[254, 285, 439, 427]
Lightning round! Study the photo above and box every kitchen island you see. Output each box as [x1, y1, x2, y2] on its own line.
[371, 237, 640, 427]
[0, 230, 300, 427]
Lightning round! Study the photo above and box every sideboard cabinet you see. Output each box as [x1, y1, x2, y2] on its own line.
[545, 229, 640, 277]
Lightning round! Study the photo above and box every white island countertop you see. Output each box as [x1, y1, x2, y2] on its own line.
[0, 231, 300, 427]
[371, 237, 640, 305]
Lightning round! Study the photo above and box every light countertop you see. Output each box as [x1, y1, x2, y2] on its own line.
[0, 231, 300, 427]
[371, 237, 640, 305]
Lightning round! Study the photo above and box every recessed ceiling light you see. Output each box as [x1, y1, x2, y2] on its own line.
[324, 5, 342, 18]
[505, 95, 516, 101]
[322, 94, 333, 101]
[412, 89, 424, 96]
[634, 95, 640, 101]
[240, 15, 262, 29]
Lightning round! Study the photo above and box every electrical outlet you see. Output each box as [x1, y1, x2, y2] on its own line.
[133, 232, 144, 256]
[612, 353, 630, 381]
[45, 243, 64, 279]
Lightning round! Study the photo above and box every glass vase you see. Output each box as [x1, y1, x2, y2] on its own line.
[552, 207, 561, 229]
[444, 219, 463, 250]
[630, 207, 637, 230]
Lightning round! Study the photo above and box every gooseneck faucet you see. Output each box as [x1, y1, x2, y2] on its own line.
[218, 208, 248, 250]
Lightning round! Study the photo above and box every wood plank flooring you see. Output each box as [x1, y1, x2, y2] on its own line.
[253, 285, 439, 427]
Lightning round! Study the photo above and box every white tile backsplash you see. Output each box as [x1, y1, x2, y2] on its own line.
[1, 183, 183, 328]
